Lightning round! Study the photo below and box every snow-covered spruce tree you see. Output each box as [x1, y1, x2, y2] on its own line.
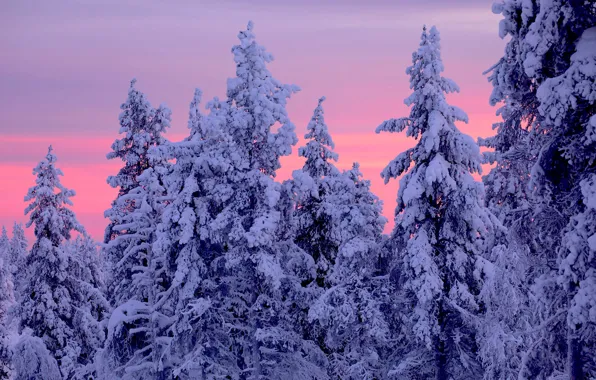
[148, 90, 244, 378]
[104, 78, 171, 307]
[0, 227, 16, 379]
[98, 164, 173, 380]
[483, 2, 596, 377]
[376, 26, 496, 380]
[0, 228, 8, 263]
[200, 21, 327, 379]
[16, 146, 107, 379]
[471, 4, 541, 378]
[479, 2, 558, 378]
[480, 0, 538, 239]
[294, 96, 341, 288]
[9, 223, 28, 298]
[298, 97, 339, 179]
[308, 163, 389, 379]
[531, 19, 596, 378]
[0, 245, 14, 379]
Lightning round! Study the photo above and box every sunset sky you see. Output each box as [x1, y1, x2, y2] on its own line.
[0, 0, 505, 241]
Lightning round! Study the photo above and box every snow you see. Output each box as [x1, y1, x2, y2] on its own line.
[2, 7, 595, 380]
[573, 27, 596, 61]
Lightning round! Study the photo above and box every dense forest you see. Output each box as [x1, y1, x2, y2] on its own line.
[0, 1, 595, 379]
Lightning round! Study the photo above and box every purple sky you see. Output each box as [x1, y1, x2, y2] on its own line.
[0, 0, 505, 240]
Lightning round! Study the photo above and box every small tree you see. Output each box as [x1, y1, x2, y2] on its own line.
[9, 223, 28, 298]
[294, 96, 341, 288]
[308, 163, 389, 379]
[0, 228, 8, 263]
[0, 250, 14, 379]
[17, 146, 107, 379]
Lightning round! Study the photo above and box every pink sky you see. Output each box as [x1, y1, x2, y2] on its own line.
[0, 1, 505, 242]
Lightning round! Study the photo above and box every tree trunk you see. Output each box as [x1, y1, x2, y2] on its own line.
[567, 334, 583, 380]
[567, 283, 583, 380]
[435, 335, 448, 380]
[435, 299, 448, 380]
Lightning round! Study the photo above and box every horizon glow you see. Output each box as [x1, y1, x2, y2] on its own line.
[0, 1, 504, 242]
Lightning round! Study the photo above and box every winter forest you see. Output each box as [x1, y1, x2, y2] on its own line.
[0, 1, 595, 379]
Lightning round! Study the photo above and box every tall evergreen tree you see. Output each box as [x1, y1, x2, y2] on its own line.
[486, 2, 596, 377]
[376, 26, 496, 380]
[150, 90, 242, 378]
[480, 2, 558, 378]
[298, 96, 339, 179]
[207, 21, 326, 379]
[533, 20, 596, 378]
[99, 166, 172, 380]
[16, 146, 107, 379]
[480, 0, 538, 241]
[104, 79, 172, 307]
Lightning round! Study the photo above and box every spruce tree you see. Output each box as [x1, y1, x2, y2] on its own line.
[308, 163, 389, 379]
[0, 228, 8, 263]
[487, 2, 596, 377]
[9, 223, 27, 298]
[104, 79, 171, 307]
[376, 26, 496, 380]
[481, 2, 557, 377]
[16, 146, 107, 379]
[0, 250, 14, 379]
[150, 91, 242, 378]
[533, 19, 596, 378]
[480, 0, 537, 242]
[99, 165, 172, 380]
[294, 96, 341, 288]
[211, 21, 326, 379]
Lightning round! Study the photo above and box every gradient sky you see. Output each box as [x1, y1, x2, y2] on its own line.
[0, 0, 505, 242]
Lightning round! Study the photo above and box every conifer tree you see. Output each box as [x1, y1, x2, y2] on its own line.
[299, 96, 339, 179]
[208, 21, 326, 379]
[294, 96, 341, 288]
[480, 0, 537, 240]
[486, 2, 596, 377]
[0, 251, 14, 379]
[9, 223, 27, 297]
[104, 79, 172, 307]
[376, 26, 496, 380]
[532, 19, 596, 378]
[309, 163, 389, 379]
[149, 90, 242, 378]
[16, 146, 107, 379]
[0, 228, 8, 263]
[99, 166, 173, 380]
